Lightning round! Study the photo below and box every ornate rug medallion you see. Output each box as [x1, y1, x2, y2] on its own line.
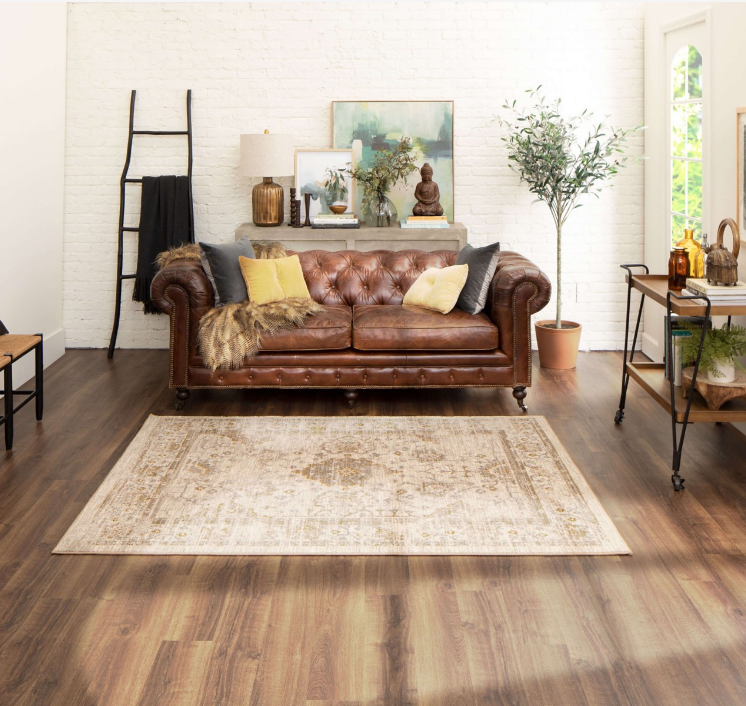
[54, 416, 629, 555]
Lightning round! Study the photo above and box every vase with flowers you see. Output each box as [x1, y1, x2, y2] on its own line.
[347, 137, 418, 227]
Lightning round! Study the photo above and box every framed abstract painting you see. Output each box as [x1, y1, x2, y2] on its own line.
[294, 148, 355, 222]
[738, 107, 746, 235]
[332, 101, 454, 221]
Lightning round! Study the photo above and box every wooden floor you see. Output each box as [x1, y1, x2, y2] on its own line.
[2, 350, 746, 705]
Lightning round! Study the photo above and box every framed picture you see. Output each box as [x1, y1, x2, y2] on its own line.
[332, 100, 454, 221]
[294, 148, 355, 222]
[738, 108, 746, 235]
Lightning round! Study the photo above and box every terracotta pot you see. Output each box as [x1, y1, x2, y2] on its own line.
[534, 320, 582, 369]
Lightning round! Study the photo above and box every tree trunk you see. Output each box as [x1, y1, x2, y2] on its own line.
[555, 220, 562, 329]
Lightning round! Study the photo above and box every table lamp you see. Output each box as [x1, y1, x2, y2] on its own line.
[240, 131, 294, 226]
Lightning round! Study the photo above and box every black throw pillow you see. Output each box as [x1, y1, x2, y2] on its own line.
[455, 242, 501, 315]
[199, 236, 256, 305]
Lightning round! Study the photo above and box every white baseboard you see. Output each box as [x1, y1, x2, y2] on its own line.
[2, 327, 65, 388]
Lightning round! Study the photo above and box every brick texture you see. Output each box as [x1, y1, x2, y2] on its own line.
[64, 2, 644, 350]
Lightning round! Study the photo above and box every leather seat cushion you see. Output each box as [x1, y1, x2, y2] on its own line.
[352, 304, 498, 351]
[260, 304, 352, 351]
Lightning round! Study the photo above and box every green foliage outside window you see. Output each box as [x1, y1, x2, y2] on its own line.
[672, 45, 702, 101]
[671, 45, 703, 247]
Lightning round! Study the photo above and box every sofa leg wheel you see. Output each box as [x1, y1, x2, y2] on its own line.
[175, 388, 190, 410]
[512, 386, 528, 413]
[344, 390, 359, 408]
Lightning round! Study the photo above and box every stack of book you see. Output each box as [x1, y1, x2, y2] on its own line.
[312, 213, 359, 229]
[686, 278, 746, 305]
[664, 314, 712, 386]
[400, 215, 450, 229]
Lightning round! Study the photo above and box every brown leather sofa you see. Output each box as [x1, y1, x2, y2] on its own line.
[151, 248, 551, 409]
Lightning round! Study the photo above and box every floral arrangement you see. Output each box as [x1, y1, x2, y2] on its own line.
[346, 137, 418, 210]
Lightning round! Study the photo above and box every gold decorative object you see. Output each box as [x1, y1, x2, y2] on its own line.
[240, 130, 294, 227]
[329, 204, 347, 214]
[706, 218, 741, 285]
[676, 228, 703, 277]
[694, 232, 708, 279]
[251, 178, 284, 226]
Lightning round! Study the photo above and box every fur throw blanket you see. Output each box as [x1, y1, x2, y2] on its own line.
[156, 241, 322, 371]
[156, 240, 287, 269]
[198, 298, 322, 370]
[156, 242, 202, 269]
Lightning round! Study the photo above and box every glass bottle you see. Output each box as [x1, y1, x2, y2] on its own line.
[693, 232, 708, 280]
[668, 247, 689, 291]
[675, 228, 702, 278]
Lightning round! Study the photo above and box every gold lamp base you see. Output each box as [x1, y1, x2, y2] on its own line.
[252, 177, 284, 227]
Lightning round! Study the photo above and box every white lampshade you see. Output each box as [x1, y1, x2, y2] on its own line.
[239, 132, 294, 177]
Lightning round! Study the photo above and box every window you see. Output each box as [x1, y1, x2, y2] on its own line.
[671, 44, 703, 246]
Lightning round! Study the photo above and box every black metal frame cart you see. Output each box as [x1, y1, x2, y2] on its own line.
[0, 334, 43, 451]
[615, 265, 746, 490]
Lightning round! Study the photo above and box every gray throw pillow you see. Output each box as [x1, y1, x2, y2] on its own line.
[199, 236, 256, 305]
[199, 251, 221, 305]
[455, 242, 501, 315]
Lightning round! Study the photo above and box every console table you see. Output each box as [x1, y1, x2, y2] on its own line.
[616, 266, 746, 491]
[235, 221, 468, 252]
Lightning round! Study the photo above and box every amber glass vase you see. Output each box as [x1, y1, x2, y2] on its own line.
[675, 228, 703, 278]
[668, 247, 689, 291]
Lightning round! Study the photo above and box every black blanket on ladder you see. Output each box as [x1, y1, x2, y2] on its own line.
[133, 175, 193, 314]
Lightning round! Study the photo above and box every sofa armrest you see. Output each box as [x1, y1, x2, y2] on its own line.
[151, 260, 214, 388]
[485, 252, 552, 385]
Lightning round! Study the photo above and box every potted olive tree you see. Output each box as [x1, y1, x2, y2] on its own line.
[498, 89, 638, 368]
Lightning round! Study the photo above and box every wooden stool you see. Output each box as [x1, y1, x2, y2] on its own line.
[0, 333, 44, 451]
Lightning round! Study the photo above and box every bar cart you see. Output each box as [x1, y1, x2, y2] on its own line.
[616, 265, 746, 490]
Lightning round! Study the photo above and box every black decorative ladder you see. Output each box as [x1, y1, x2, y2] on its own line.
[107, 89, 194, 358]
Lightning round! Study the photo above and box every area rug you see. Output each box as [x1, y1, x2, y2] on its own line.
[54, 416, 629, 556]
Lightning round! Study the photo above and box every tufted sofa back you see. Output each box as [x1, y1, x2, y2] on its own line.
[294, 249, 459, 307]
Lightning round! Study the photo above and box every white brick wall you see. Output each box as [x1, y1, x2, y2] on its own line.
[64, 1, 644, 350]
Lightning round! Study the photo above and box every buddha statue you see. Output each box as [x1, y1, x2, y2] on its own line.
[412, 163, 444, 217]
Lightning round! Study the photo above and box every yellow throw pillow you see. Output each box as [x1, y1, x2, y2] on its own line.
[402, 264, 469, 314]
[273, 255, 311, 298]
[239, 254, 311, 304]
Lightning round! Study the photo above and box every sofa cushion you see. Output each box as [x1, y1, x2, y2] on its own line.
[260, 304, 352, 351]
[402, 264, 469, 314]
[456, 242, 501, 314]
[352, 305, 498, 351]
[200, 236, 255, 305]
[240, 254, 311, 304]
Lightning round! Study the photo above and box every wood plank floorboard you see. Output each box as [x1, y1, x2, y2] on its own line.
[1, 349, 746, 705]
